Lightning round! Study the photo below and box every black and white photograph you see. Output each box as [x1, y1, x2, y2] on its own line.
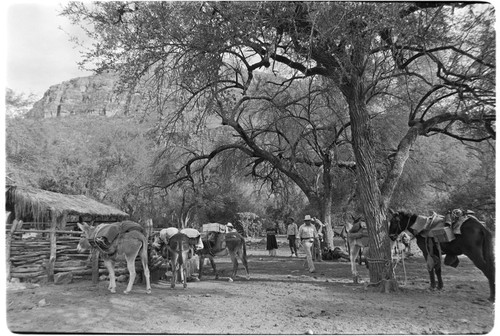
[4, 1, 495, 334]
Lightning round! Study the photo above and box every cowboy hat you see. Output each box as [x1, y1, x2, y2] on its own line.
[304, 215, 312, 221]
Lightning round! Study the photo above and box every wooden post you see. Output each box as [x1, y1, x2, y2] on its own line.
[47, 209, 57, 282]
[92, 249, 100, 284]
[6, 218, 21, 281]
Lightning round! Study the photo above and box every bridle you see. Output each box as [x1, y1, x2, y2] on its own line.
[390, 213, 412, 240]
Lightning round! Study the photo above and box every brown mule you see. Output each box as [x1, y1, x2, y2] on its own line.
[198, 231, 249, 282]
[77, 222, 151, 294]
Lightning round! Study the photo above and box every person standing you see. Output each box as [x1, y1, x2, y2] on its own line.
[297, 215, 319, 273]
[286, 217, 299, 257]
[266, 224, 278, 257]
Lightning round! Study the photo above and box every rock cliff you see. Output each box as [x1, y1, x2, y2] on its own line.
[27, 73, 140, 118]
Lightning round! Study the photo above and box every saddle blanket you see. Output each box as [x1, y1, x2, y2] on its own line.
[92, 221, 144, 252]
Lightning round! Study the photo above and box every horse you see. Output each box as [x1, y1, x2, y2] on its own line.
[198, 231, 250, 282]
[77, 221, 151, 294]
[388, 210, 495, 302]
[340, 219, 369, 283]
[165, 232, 190, 289]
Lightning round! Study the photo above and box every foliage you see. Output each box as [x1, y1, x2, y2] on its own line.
[5, 88, 39, 118]
[235, 212, 263, 238]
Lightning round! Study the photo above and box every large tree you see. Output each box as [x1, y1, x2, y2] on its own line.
[63, 1, 495, 288]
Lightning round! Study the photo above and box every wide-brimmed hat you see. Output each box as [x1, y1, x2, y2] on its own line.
[304, 215, 312, 221]
[227, 222, 234, 228]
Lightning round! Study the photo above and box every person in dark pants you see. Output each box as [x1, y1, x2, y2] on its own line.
[266, 225, 278, 257]
[286, 217, 299, 257]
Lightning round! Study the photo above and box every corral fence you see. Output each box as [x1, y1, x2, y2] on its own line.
[6, 218, 143, 284]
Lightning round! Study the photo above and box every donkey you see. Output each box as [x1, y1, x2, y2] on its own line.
[165, 232, 190, 289]
[388, 210, 495, 302]
[77, 221, 151, 294]
[198, 231, 249, 282]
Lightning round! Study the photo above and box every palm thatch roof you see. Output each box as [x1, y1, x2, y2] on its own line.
[6, 185, 129, 220]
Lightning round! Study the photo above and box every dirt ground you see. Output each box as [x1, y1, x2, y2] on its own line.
[5, 237, 496, 335]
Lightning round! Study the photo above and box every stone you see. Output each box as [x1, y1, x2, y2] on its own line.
[54, 272, 73, 285]
[117, 274, 128, 282]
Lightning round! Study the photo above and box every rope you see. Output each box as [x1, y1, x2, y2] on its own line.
[392, 239, 407, 286]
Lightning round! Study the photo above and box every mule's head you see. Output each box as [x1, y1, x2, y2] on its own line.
[76, 222, 94, 253]
[387, 210, 403, 241]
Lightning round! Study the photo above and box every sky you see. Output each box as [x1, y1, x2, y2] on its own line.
[4, 1, 93, 96]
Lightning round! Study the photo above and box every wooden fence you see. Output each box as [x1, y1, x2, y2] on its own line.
[6, 220, 135, 283]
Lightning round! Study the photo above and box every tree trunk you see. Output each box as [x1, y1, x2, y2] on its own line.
[321, 157, 335, 249]
[341, 78, 395, 285]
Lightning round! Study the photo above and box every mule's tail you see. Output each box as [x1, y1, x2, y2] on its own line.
[178, 241, 184, 267]
[483, 227, 495, 270]
[242, 236, 247, 258]
[482, 227, 495, 301]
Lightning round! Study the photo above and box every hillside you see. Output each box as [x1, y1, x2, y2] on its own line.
[27, 72, 141, 118]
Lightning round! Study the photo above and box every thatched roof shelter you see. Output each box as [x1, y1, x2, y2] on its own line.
[6, 185, 129, 221]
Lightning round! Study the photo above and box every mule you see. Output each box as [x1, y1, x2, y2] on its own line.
[77, 222, 151, 294]
[340, 219, 369, 283]
[388, 210, 495, 302]
[198, 231, 250, 282]
[165, 232, 190, 289]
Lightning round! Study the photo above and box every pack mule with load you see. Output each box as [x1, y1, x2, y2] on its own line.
[198, 223, 249, 282]
[388, 209, 494, 302]
[77, 221, 151, 294]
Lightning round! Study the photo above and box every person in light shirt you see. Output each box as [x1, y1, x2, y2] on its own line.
[297, 215, 319, 273]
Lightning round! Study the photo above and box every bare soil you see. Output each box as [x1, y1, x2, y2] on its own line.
[5, 237, 495, 334]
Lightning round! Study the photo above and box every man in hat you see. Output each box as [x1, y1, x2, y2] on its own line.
[297, 215, 319, 273]
[226, 222, 236, 233]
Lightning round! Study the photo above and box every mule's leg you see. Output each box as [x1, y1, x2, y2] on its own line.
[228, 251, 238, 282]
[124, 254, 138, 294]
[182, 264, 187, 289]
[198, 255, 205, 280]
[435, 264, 443, 290]
[140, 244, 151, 294]
[464, 249, 495, 301]
[418, 238, 437, 290]
[171, 255, 177, 289]
[208, 256, 219, 279]
[103, 259, 117, 293]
